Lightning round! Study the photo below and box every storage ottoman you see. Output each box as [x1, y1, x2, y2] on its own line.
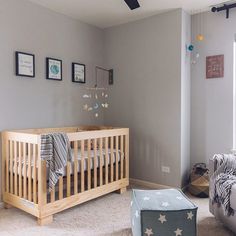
[131, 189, 198, 236]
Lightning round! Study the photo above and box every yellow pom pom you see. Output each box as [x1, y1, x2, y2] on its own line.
[197, 34, 204, 41]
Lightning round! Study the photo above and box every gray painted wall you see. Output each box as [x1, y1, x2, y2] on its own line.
[181, 11, 191, 187]
[0, 0, 192, 201]
[191, 11, 235, 167]
[0, 0, 105, 200]
[104, 9, 191, 188]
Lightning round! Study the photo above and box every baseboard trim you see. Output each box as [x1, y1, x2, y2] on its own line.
[0, 201, 4, 209]
[130, 178, 173, 189]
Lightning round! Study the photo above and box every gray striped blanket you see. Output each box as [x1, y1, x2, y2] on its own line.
[210, 154, 236, 216]
[41, 133, 72, 192]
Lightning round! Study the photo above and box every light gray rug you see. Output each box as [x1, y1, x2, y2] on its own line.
[0, 189, 234, 236]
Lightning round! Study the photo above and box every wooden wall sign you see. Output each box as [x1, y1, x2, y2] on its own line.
[206, 54, 224, 79]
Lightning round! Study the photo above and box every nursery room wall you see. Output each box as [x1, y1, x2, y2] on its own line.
[0, 0, 105, 201]
[0, 0, 193, 202]
[104, 9, 191, 188]
[191, 10, 236, 167]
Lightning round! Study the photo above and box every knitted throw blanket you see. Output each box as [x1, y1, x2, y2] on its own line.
[210, 154, 236, 216]
[41, 133, 72, 192]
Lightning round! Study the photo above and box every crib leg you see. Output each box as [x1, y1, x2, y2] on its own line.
[117, 187, 127, 194]
[38, 215, 53, 226]
[4, 203, 12, 209]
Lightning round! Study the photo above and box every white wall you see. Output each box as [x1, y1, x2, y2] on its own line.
[0, 0, 105, 200]
[104, 9, 191, 188]
[191, 11, 235, 167]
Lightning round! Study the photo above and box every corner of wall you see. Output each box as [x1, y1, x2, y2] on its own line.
[180, 10, 191, 187]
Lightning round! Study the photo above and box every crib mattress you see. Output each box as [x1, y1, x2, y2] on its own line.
[13, 149, 122, 178]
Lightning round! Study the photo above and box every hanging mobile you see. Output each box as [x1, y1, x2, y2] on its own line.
[82, 65, 112, 118]
[196, 10, 204, 42]
[188, 44, 194, 52]
[83, 104, 89, 111]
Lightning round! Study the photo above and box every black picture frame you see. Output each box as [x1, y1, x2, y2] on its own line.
[72, 62, 86, 83]
[46, 57, 62, 81]
[15, 51, 35, 78]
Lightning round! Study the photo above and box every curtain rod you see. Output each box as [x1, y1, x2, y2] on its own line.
[211, 2, 236, 18]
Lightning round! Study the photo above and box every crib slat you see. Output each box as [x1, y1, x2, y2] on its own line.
[110, 137, 114, 182]
[87, 139, 91, 190]
[33, 144, 37, 203]
[99, 138, 103, 186]
[74, 141, 78, 194]
[93, 139, 97, 188]
[6, 140, 9, 193]
[81, 140, 85, 192]
[23, 142, 27, 199]
[67, 161, 71, 197]
[115, 136, 119, 181]
[105, 137, 108, 184]
[120, 136, 124, 179]
[10, 141, 13, 194]
[28, 144, 32, 201]
[38, 160, 47, 206]
[59, 177, 63, 200]
[37, 134, 47, 207]
[14, 141, 18, 196]
[18, 142, 22, 198]
[50, 187, 55, 202]
[125, 134, 129, 178]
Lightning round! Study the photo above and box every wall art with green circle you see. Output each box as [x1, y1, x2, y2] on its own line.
[46, 57, 62, 81]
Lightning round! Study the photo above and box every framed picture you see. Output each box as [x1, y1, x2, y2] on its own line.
[72, 63, 86, 83]
[15, 51, 35, 77]
[206, 55, 224, 79]
[46, 57, 62, 81]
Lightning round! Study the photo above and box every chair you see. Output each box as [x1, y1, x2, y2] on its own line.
[209, 157, 236, 233]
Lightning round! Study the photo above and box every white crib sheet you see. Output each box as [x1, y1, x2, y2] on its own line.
[13, 149, 122, 178]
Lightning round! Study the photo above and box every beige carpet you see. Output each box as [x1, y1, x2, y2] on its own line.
[0, 189, 235, 236]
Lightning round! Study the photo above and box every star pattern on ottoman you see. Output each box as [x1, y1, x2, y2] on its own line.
[131, 189, 197, 236]
[187, 211, 194, 220]
[174, 228, 183, 236]
[176, 196, 183, 200]
[143, 196, 150, 201]
[145, 228, 154, 236]
[161, 202, 170, 207]
[158, 214, 167, 224]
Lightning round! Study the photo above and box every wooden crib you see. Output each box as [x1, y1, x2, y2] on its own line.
[1, 126, 129, 225]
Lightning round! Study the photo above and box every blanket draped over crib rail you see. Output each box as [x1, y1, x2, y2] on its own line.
[41, 133, 72, 191]
[210, 154, 236, 216]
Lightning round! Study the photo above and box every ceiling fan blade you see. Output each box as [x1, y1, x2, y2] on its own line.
[124, 0, 140, 10]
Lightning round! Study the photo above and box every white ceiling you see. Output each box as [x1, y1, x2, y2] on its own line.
[28, 0, 226, 28]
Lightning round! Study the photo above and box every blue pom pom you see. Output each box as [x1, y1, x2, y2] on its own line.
[188, 45, 194, 51]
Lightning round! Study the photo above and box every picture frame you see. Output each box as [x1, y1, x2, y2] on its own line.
[206, 54, 224, 79]
[46, 57, 62, 81]
[72, 62, 86, 83]
[15, 51, 35, 78]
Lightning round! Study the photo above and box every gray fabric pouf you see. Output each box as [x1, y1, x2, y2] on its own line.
[131, 189, 198, 236]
